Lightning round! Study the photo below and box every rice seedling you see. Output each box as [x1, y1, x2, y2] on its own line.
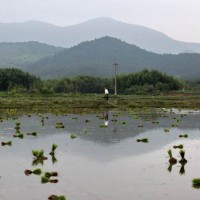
[137, 124, 144, 128]
[55, 122, 65, 128]
[122, 121, 126, 125]
[192, 178, 200, 189]
[85, 119, 90, 123]
[1, 141, 12, 146]
[179, 134, 188, 138]
[49, 144, 58, 156]
[83, 128, 88, 134]
[51, 155, 58, 164]
[99, 124, 105, 128]
[173, 144, 184, 149]
[71, 117, 77, 120]
[44, 171, 58, 178]
[41, 176, 58, 184]
[13, 133, 24, 139]
[179, 164, 186, 175]
[48, 195, 66, 200]
[27, 132, 37, 136]
[179, 150, 187, 165]
[167, 149, 177, 165]
[70, 134, 77, 139]
[32, 149, 48, 160]
[136, 138, 148, 143]
[24, 168, 42, 176]
[164, 128, 170, 133]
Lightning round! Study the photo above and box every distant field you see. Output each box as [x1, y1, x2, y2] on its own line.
[0, 94, 199, 113]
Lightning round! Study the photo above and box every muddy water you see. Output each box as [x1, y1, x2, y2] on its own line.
[0, 109, 200, 200]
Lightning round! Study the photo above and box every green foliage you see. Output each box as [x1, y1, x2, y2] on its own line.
[192, 178, 200, 189]
[0, 68, 42, 92]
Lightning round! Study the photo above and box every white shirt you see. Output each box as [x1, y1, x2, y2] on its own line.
[105, 89, 109, 94]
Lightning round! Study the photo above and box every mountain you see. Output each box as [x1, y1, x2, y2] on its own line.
[0, 41, 63, 67]
[22, 37, 200, 79]
[1, 17, 200, 54]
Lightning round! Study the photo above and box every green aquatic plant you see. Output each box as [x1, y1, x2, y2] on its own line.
[167, 149, 177, 165]
[192, 178, 200, 189]
[55, 122, 65, 128]
[85, 119, 90, 123]
[27, 132, 37, 136]
[1, 141, 12, 146]
[164, 128, 170, 133]
[44, 171, 58, 178]
[49, 144, 58, 155]
[48, 195, 66, 200]
[179, 150, 187, 165]
[24, 168, 42, 176]
[70, 134, 77, 139]
[173, 144, 184, 149]
[179, 134, 188, 138]
[136, 138, 148, 143]
[32, 149, 47, 160]
[41, 176, 58, 184]
[13, 133, 24, 139]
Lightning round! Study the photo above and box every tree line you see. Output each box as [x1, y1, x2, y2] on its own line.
[0, 68, 198, 95]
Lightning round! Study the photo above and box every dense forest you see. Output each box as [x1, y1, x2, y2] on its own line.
[23, 37, 200, 79]
[1, 68, 199, 95]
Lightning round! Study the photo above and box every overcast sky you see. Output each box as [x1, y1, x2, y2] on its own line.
[0, 0, 200, 42]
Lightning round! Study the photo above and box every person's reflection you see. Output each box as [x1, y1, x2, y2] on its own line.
[103, 110, 109, 127]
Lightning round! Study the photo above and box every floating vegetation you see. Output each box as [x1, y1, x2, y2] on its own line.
[70, 134, 77, 139]
[167, 149, 177, 165]
[173, 144, 184, 149]
[137, 124, 144, 128]
[48, 195, 66, 200]
[44, 171, 58, 178]
[27, 132, 37, 136]
[136, 138, 148, 143]
[1, 141, 12, 146]
[179, 134, 188, 138]
[13, 133, 24, 139]
[179, 150, 187, 165]
[41, 176, 58, 184]
[32, 149, 48, 160]
[83, 128, 88, 134]
[164, 128, 170, 133]
[179, 164, 186, 175]
[192, 178, 200, 189]
[49, 144, 58, 156]
[55, 122, 65, 128]
[24, 168, 42, 176]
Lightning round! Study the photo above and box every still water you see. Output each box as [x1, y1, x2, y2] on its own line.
[0, 109, 200, 200]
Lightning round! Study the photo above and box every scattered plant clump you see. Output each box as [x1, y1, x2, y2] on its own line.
[1, 141, 12, 146]
[48, 195, 66, 200]
[27, 132, 37, 136]
[192, 178, 200, 189]
[44, 171, 58, 178]
[136, 138, 148, 143]
[167, 149, 177, 164]
[49, 144, 58, 156]
[41, 176, 58, 184]
[179, 134, 188, 138]
[55, 122, 65, 128]
[24, 168, 42, 176]
[70, 134, 77, 139]
[173, 144, 184, 149]
[32, 149, 48, 160]
[179, 150, 187, 165]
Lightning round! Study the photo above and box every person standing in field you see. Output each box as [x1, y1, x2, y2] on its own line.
[104, 87, 109, 101]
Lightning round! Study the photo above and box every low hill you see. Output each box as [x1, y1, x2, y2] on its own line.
[23, 37, 200, 80]
[0, 41, 63, 67]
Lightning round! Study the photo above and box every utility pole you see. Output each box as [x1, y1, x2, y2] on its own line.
[113, 63, 118, 95]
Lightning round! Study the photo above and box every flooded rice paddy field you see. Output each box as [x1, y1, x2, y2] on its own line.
[0, 108, 200, 200]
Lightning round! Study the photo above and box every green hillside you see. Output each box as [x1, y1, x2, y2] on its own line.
[0, 41, 63, 67]
[20, 37, 200, 79]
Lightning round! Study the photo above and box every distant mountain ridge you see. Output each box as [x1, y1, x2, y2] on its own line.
[0, 41, 63, 67]
[1, 17, 200, 54]
[22, 37, 200, 80]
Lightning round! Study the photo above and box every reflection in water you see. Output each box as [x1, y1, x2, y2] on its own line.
[103, 110, 109, 127]
[51, 154, 58, 164]
[179, 164, 186, 175]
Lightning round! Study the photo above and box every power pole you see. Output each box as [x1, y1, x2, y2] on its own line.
[113, 63, 118, 95]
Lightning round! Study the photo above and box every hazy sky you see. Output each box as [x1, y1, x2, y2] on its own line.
[0, 0, 200, 42]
